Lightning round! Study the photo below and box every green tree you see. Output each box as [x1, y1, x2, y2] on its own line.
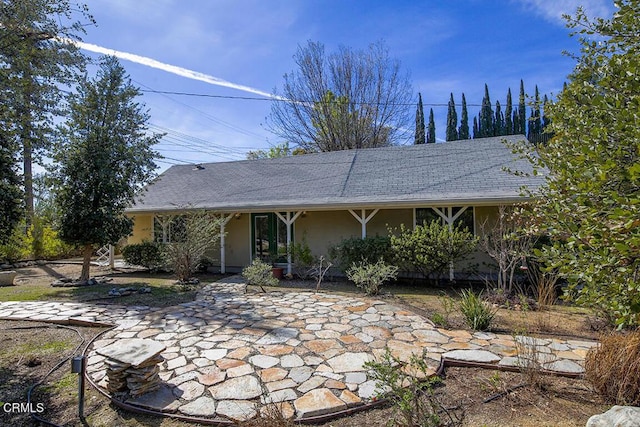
[527, 85, 542, 143]
[0, 120, 22, 244]
[414, 93, 426, 144]
[427, 108, 436, 143]
[246, 142, 301, 159]
[529, 2, 640, 327]
[268, 41, 413, 152]
[517, 79, 526, 135]
[51, 56, 161, 282]
[478, 84, 494, 138]
[0, 0, 93, 225]
[458, 93, 470, 140]
[540, 94, 553, 144]
[494, 100, 504, 136]
[505, 88, 513, 135]
[445, 93, 458, 141]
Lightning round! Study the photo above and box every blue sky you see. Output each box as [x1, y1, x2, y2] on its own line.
[79, 0, 615, 171]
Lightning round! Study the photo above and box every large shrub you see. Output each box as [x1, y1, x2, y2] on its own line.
[122, 241, 164, 271]
[390, 221, 477, 283]
[329, 236, 393, 272]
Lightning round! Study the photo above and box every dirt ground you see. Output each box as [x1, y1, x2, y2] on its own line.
[0, 263, 610, 426]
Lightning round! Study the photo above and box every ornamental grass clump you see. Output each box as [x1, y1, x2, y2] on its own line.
[585, 329, 640, 406]
[458, 289, 497, 331]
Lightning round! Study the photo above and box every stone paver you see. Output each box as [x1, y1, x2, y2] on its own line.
[0, 275, 595, 421]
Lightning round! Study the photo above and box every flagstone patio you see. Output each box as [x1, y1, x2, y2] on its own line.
[0, 276, 597, 422]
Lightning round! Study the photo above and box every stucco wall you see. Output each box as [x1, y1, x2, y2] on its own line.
[127, 214, 153, 244]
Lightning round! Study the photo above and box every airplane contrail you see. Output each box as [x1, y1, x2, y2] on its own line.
[75, 41, 277, 99]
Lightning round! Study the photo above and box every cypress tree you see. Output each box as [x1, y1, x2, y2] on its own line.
[458, 93, 470, 139]
[494, 100, 504, 136]
[518, 79, 526, 135]
[414, 92, 425, 144]
[541, 94, 553, 144]
[478, 84, 494, 137]
[528, 85, 541, 143]
[472, 117, 479, 139]
[445, 93, 458, 141]
[505, 88, 513, 135]
[427, 108, 436, 143]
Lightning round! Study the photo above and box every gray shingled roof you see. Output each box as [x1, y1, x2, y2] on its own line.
[128, 135, 543, 213]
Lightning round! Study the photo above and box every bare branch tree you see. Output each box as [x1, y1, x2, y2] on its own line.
[267, 40, 413, 152]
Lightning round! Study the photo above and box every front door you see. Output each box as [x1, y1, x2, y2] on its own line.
[251, 213, 289, 262]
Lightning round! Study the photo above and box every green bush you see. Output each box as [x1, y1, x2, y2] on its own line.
[242, 258, 279, 288]
[458, 289, 497, 331]
[0, 226, 29, 263]
[122, 241, 164, 271]
[329, 236, 393, 272]
[25, 218, 76, 260]
[389, 221, 477, 284]
[346, 258, 398, 295]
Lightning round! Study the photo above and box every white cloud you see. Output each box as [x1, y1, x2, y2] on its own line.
[514, 0, 614, 24]
[73, 41, 278, 99]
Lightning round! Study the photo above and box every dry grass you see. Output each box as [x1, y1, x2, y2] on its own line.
[584, 329, 640, 406]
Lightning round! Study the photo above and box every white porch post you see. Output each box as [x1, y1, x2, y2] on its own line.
[219, 213, 234, 274]
[275, 211, 303, 275]
[348, 208, 380, 239]
[432, 206, 469, 281]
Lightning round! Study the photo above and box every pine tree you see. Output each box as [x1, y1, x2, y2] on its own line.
[458, 93, 470, 139]
[505, 88, 513, 135]
[414, 93, 426, 144]
[52, 56, 161, 281]
[427, 108, 436, 143]
[0, 115, 22, 244]
[445, 93, 458, 141]
[518, 79, 526, 136]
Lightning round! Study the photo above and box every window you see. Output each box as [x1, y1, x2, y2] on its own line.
[415, 206, 475, 234]
[252, 213, 290, 262]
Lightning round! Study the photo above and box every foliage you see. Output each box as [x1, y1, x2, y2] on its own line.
[163, 211, 223, 282]
[0, 0, 93, 221]
[522, 2, 640, 328]
[458, 289, 497, 331]
[346, 258, 398, 295]
[25, 216, 75, 260]
[458, 93, 470, 140]
[246, 142, 305, 160]
[242, 258, 279, 288]
[51, 56, 161, 281]
[0, 124, 22, 244]
[289, 236, 315, 279]
[389, 221, 477, 283]
[329, 235, 394, 272]
[0, 225, 29, 263]
[364, 349, 462, 427]
[426, 108, 436, 144]
[268, 40, 413, 152]
[445, 93, 458, 141]
[585, 330, 640, 406]
[122, 242, 164, 271]
[415, 93, 425, 144]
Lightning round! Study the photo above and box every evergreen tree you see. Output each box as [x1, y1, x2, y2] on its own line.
[517, 79, 526, 136]
[0, 115, 22, 244]
[414, 92, 426, 144]
[505, 88, 513, 135]
[472, 117, 479, 139]
[541, 94, 553, 144]
[478, 84, 494, 137]
[528, 85, 542, 143]
[0, 0, 92, 225]
[52, 56, 161, 281]
[458, 93, 470, 139]
[512, 109, 520, 135]
[494, 100, 504, 136]
[427, 108, 436, 143]
[445, 93, 458, 141]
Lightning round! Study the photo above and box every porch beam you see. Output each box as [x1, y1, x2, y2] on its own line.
[219, 213, 235, 274]
[348, 208, 380, 239]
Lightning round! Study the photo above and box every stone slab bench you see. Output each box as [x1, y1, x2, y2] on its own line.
[0, 271, 17, 286]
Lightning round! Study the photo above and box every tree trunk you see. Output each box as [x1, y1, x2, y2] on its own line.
[80, 244, 93, 282]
